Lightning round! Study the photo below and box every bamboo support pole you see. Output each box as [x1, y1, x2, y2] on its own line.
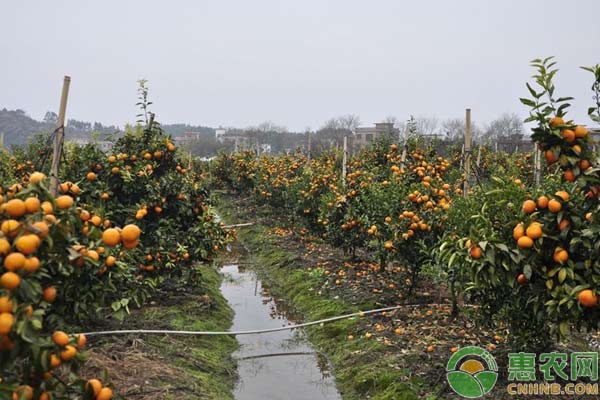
[463, 109, 471, 198]
[400, 125, 409, 170]
[50, 76, 71, 196]
[307, 131, 311, 161]
[342, 136, 347, 186]
[534, 147, 542, 186]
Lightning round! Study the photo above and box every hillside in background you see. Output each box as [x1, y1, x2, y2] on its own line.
[0, 108, 216, 150]
[0, 108, 120, 147]
[0, 108, 55, 146]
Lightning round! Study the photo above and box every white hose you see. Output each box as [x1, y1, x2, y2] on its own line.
[78, 304, 406, 337]
[221, 222, 255, 229]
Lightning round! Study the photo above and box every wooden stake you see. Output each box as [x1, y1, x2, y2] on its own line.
[0, 132, 4, 149]
[400, 125, 409, 170]
[342, 136, 348, 186]
[50, 76, 71, 196]
[534, 147, 542, 186]
[476, 145, 482, 167]
[463, 108, 471, 198]
[307, 131, 311, 161]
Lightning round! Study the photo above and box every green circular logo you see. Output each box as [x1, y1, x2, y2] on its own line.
[446, 346, 498, 398]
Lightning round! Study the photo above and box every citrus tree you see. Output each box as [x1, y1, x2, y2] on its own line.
[1, 173, 115, 400]
[437, 58, 600, 351]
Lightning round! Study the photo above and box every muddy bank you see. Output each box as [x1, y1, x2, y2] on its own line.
[82, 265, 238, 400]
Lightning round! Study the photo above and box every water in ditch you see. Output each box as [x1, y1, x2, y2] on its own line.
[220, 263, 341, 400]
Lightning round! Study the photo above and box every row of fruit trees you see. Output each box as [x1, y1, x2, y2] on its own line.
[212, 58, 600, 353]
[0, 85, 231, 399]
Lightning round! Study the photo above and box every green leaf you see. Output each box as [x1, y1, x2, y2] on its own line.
[520, 98, 537, 107]
[559, 321, 569, 336]
[558, 268, 567, 283]
[524, 265, 532, 280]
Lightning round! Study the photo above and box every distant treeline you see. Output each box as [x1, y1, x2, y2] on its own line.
[0, 108, 119, 147]
[0, 108, 215, 151]
[0, 108, 530, 158]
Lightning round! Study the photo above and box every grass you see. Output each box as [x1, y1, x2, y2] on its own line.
[84, 265, 238, 399]
[218, 196, 434, 400]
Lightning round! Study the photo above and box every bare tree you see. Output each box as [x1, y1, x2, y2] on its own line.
[43, 111, 58, 124]
[442, 118, 482, 140]
[482, 113, 524, 143]
[337, 114, 361, 132]
[384, 115, 406, 132]
[315, 115, 360, 149]
[254, 121, 288, 133]
[415, 116, 439, 136]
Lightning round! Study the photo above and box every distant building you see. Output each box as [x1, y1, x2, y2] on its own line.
[67, 138, 112, 152]
[260, 143, 271, 154]
[352, 122, 399, 150]
[174, 131, 202, 146]
[419, 133, 446, 141]
[215, 128, 253, 150]
[215, 128, 226, 142]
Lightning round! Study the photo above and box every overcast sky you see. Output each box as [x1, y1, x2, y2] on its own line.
[2, 1, 600, 131]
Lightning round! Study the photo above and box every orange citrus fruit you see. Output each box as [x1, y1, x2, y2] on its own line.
[470, 245, 482, 259]
[548, 199, 562, 213]
[0, 238, 10, 255]
[102, 228, 121, 246]
[555, 191, 570, 201]
[0, 272, 21, 290]
[32, 221, 49, 238]
[14, 234, 41, 255]
[578, 289, 598, 308]
[517, 274, 528, 285]
[545, 149, 558, 163]
[549, 116, 565, 127]
[1, 219, 20, 237]
[564, 169, 576, 182]
[28, 172, 46, 184]
[0, 296, 12, 313]
[562, 129, 575, 143]
[43, 287, 57, 303]
[56, 195, 74, 209]
[24, 257, 41, 273]
[553, 248, 569, 264]
[24, 197, 41, 213]
[522, 200, 536, 214]
[0, 312, 15, 335]
[517, 236, 534, 249]
[121, 224, 141, 242]
[41, 201, 53, 214]
[96, 387, 113, 400]
[52, 331, 69, 346]
[60, 345, 77, 360]
[526, 222, 542, 240]
[86, 379, 102, 396]
[4, 252, 26, 271]
[4, 199, 26, 218]
[575, 125, 589, 138]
